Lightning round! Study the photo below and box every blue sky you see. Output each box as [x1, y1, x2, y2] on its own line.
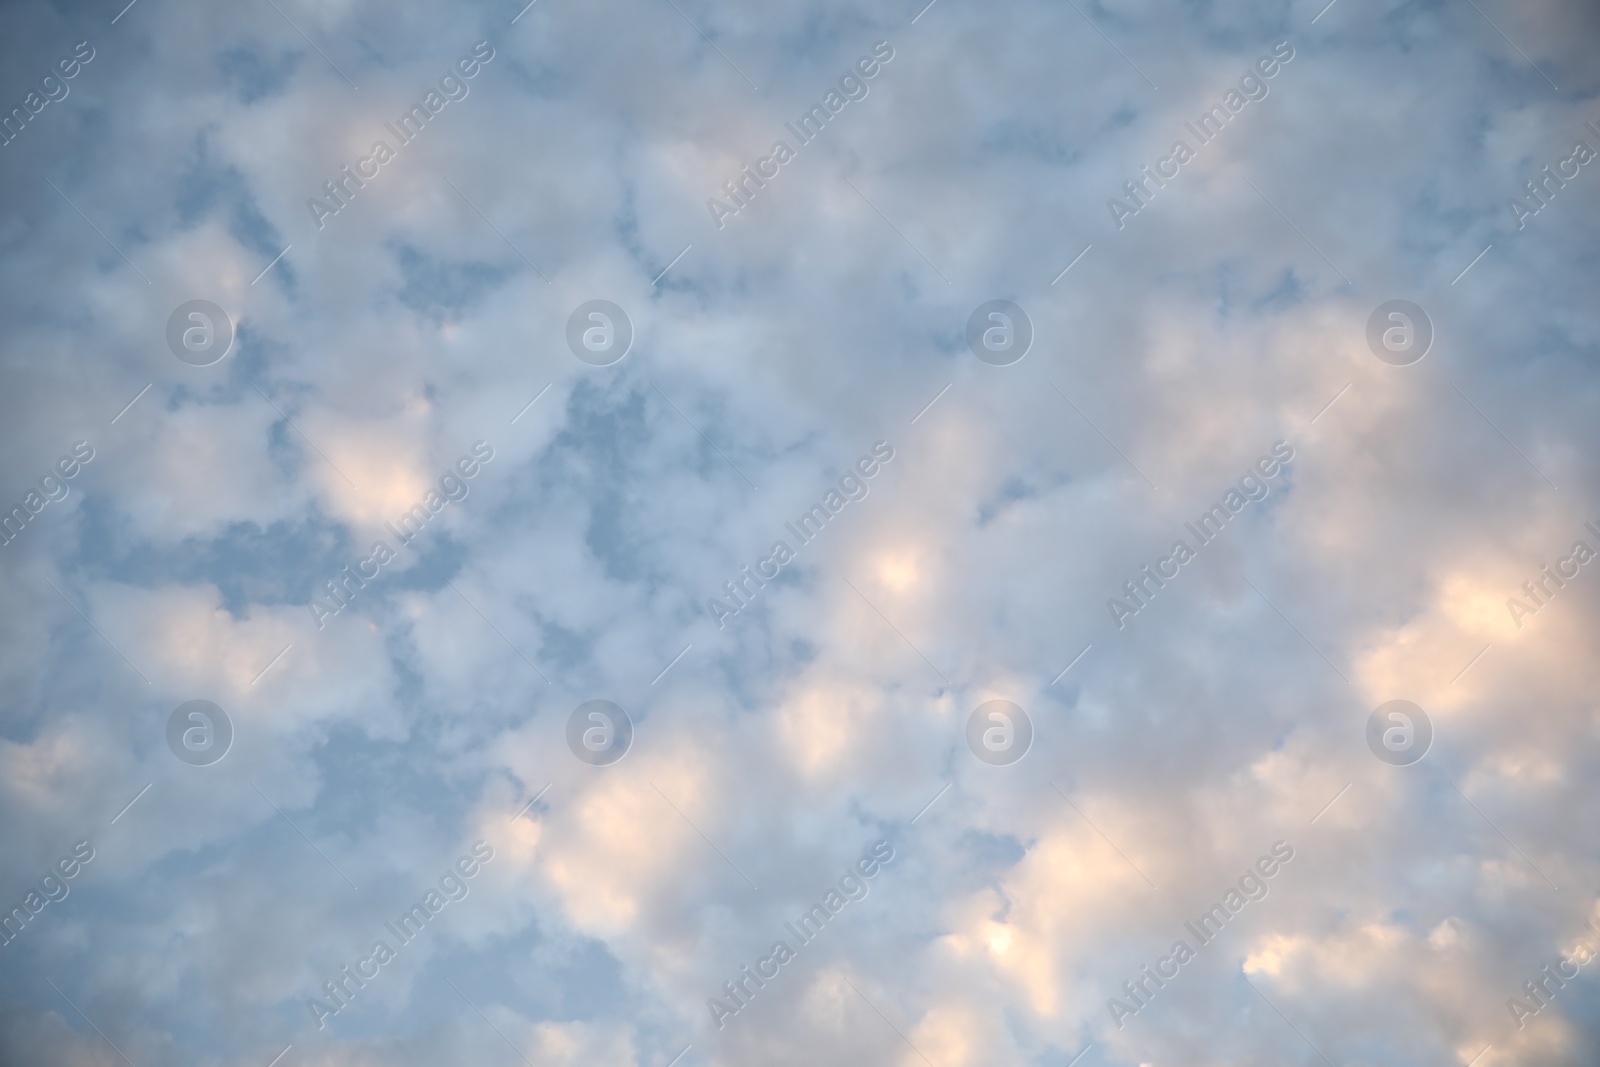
[2, 0, 1600, 1065]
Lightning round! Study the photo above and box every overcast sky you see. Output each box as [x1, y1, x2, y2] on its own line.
[2, 0, 1599, 1065]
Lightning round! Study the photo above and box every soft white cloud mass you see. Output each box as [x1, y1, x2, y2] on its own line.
[2, 0, 1599, 1065]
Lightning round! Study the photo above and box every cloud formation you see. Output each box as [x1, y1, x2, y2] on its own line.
[2, 1, 1599, 1066]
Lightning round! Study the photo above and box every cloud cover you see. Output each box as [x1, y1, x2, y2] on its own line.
[2, 0, 1599, 1065]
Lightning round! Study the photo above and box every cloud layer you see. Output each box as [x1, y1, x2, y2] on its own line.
[2, 1, 1599, 1065]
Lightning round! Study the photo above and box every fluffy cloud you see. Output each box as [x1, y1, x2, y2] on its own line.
[2, 0, 1599, 1065]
